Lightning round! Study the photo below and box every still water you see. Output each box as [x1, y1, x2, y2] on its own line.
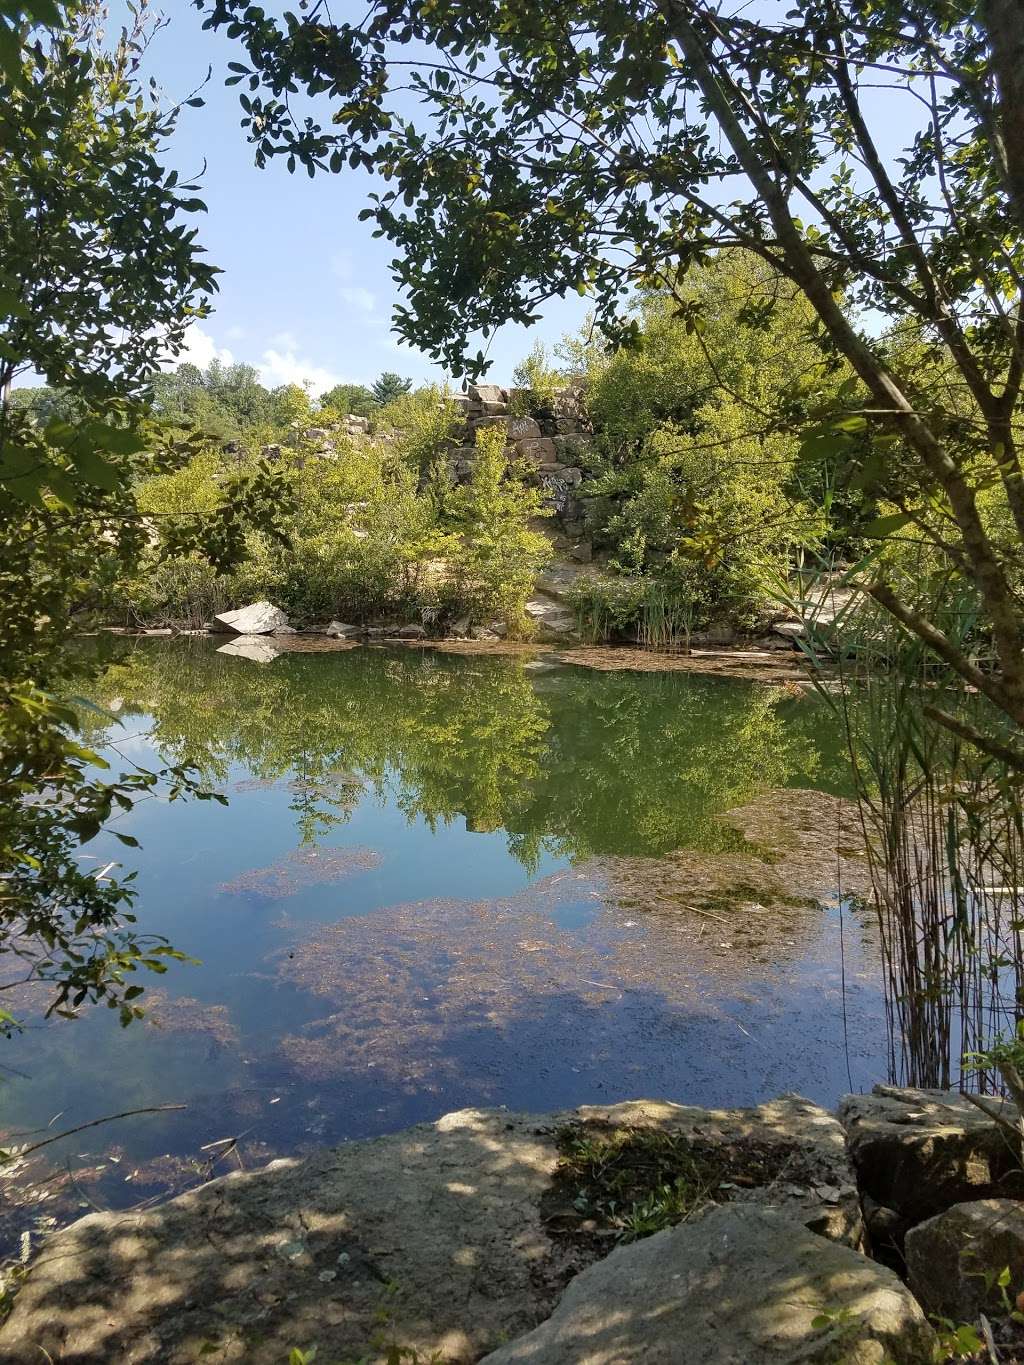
[2, 639, 886, 1245]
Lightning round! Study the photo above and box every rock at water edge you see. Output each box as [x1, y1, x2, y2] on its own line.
[480, 1205, 935, 1365]
[212, 600, 290, 635]
[839, 1084, 1022, 1222]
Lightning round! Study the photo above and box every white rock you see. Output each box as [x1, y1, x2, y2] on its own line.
[212, 601, 290, 635]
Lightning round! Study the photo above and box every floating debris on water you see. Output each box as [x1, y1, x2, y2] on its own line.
[218, 845, 383, 899]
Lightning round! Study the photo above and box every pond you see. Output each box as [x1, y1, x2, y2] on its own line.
[1, 638, 886, 1251]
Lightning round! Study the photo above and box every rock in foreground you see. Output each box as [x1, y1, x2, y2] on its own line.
[212, 601, 289, 635]
[839, 1084, 1022, 1222]
[906, 1198, 1024, 1320]
[0, 1097, 859, 1364]
[481, 1206, 935, 1365]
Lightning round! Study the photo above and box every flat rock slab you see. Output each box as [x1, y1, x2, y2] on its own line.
[480, 1206, 935, 1365]
[0, 1098, 858, 1364]
[839, 1084, 1023, 1222]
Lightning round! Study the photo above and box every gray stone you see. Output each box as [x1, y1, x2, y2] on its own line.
[396, 624, 427, 639]
[272, 625, 298, 636]
[449, 614, 472, 637]
[516, 437, 558, 464]
[468, 383, 508, 405]
[469, 415, 511, 435]
[525, 596, 579, 641]
[0, 1098, 862, 1365]
[568, 541, 592, 564]
[302, 427, 330, 443]
[325, 621, 359, 639]
[259, 443, 282, 460]
[839, 1085, 1023, 1222]
[691, 621, 737, 647]
[216, 636, 282, 664]
[480, 1206, 935, 1365]
[906, 1198, 1024, 1320]
[212, 601, 290, 636]
[774, 620, 807, 640]
[508, 416, 542, 441]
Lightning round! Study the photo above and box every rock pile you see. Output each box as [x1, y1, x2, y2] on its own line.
[447, 383, 593, 544]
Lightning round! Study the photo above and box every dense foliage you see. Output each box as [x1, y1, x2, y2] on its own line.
[0, 2, 287, 1028]
[200, 0, 1024, 762]
[118, 394, 549, 634]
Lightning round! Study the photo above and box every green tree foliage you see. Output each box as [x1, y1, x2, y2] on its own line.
[320, 382, 375, 419]
[448, 425, 551, 633]
[122, 415, 548, 635]
[370, 372, 413, 407]
[0, 1, 287, 1028]
[202, 0, 1024, 758]
[375, 383, 461, 479]
[150, 360, 279, 439]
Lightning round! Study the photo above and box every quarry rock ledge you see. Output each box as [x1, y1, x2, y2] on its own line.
[0, 1096, 861, 1365]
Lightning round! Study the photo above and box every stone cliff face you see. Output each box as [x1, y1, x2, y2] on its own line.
[446, 383, 594, 552]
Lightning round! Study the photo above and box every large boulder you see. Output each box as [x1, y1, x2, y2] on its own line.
[0, 1098, 861, 1365]
[508, 416, 542, 441]
[212, 601, 290, 636]
[906, 1198, 1024, 1320]
[479, 1206, 935, 1365]
[516, 437, 558, 464]
[468, 383, 508, 406]
[839, 1085, 1023, 1222]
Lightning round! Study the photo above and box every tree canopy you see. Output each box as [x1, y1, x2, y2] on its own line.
[198, 0, 1024, 756]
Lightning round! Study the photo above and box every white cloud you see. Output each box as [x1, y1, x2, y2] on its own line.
[172, 324, 234, 371]
[257, 346, 341, 394]
[225, 324, 247, 342]
[339, 286, 376, 314]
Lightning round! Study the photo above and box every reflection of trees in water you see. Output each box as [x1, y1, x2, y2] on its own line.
[85, 639, 848, 863]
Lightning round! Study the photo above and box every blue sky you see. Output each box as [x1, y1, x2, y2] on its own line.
[135, 4, 592, 394]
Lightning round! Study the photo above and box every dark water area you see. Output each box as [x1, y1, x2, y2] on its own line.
[1, 639, 886, 1251]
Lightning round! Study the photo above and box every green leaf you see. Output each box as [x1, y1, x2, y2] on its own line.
[862, 511, 913, 538]
[68, 445, 121, 490]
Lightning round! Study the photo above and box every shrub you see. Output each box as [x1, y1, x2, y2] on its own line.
[447, 426, 551, 633]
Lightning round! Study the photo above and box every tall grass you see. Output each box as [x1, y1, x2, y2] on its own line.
[571, 578, 699, 649]
[799, 564, 1024, 1090]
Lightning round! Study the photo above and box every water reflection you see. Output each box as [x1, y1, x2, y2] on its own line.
[1, 639, 882, 1255]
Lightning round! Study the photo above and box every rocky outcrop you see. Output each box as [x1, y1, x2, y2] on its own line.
[211, 601, 290, 636]
[525, 596, 578, 642]
[0, 1097, 861, 1365]
[905, 1198, 1024, 1320]
[450, 384, 593, 546]
[480, 1207, 935, 1365]
[839, 1084, 1022, 1223]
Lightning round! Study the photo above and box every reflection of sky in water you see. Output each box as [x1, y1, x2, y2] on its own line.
[0, 641, 886, 1250]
